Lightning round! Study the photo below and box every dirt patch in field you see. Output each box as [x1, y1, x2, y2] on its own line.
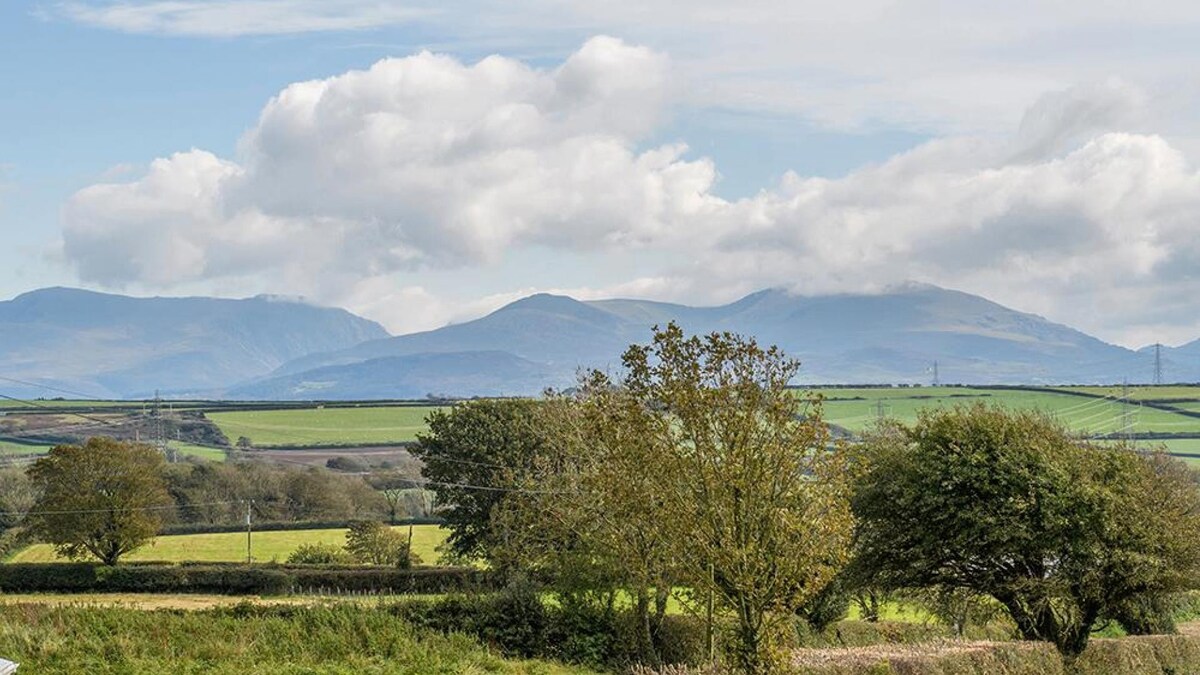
[247, 446, 420, 470]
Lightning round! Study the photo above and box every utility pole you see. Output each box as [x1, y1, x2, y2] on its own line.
[1154, 344, 1163, 386]
[245, 501, 253, 564]
[931, 361, 940, 387]
[874, 399, 889, 421]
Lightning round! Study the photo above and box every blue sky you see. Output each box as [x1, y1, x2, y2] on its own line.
[4, 1, 1200, 347]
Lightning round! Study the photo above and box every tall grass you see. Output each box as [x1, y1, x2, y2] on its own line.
[0, 603, 595, 674]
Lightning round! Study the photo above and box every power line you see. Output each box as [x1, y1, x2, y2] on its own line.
[0, 375, 109, 401]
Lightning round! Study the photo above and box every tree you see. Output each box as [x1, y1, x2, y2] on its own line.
[851, 405, 1200, 656]
[344, 520, 418, 567]
[412, 399, 547, 562]
[368, 471, 421, 524]
[493, 379, 679, 666]
[27, 437, 172, 565]
[620, 323, 855, 673]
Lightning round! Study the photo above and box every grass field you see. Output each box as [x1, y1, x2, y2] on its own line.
[812, 386, 1200, 436]
[207, 406, 444, 447]
[170, 442, 227, 462]
[0, 440, 51, 456]
[10, 524, 449, 564]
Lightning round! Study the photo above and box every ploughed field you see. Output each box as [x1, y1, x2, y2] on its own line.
[9, 524, 448, 565]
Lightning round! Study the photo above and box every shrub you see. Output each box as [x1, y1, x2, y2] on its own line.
[344, 520, 416, 567]
[286, 542, 352, 565]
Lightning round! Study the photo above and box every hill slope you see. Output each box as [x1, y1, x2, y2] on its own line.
[260, 284, 1163, 398]
[0, 288, 388, 398]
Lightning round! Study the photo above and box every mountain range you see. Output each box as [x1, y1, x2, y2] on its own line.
[1, 284, 1196, 400]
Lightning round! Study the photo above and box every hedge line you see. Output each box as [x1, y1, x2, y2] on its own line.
[0, 563, 491, 595]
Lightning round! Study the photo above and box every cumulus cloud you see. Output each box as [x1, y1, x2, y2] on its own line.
[61, 37, 1200, 346]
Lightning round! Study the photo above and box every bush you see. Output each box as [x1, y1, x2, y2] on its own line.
[286, 542, 352, 565]
[0, 562, 478, 595]
[288, 566, 491, 594]
[345, 520, 416, 567]
[395, 587, 710, 670]
[1108, 592, 1179, 635]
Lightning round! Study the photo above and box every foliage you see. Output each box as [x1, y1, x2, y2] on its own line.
[367, 470, 425, 524]
[797, 575, 852, 633]
[27, 438, 173, 565]
[286, 541, 352, 565]
[412, 398, 549, 562]
[344, 519, 418, 567]
[631, 324, 855, 673]
[0, 603, 593, 674]
[851, 405, 1200, 656]
[0, 562, 488, 595]
[397, 588, 710, 671]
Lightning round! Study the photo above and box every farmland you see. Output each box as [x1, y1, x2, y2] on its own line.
[10, 524, 448, 564]
[207, 405, 444, 447]
[813, 385, 1200, 440]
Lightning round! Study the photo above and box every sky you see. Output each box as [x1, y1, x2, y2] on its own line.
[3, 1, 1200, 348]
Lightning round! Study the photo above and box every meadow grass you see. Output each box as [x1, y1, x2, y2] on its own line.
[10, 524, 449, 565]
[0, 602, 595, 674]
[207, 405, 444, 447]
[809, 386, 1200, 435]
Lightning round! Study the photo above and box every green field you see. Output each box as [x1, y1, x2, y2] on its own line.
[170, 442, 227, 462]
[207, 406, 443, 447]
[11, 524, 448, 564]
[811, 386, 1200, 437]
[0, 440, 51, 456]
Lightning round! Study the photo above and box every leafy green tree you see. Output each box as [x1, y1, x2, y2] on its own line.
[344, 520, 418, 567]
[27, 437, 172, 565]
[412, 399, 547, 562]
[623, 323, 855, 673]
[852, 405, 1200, 656]
[493, 378, 678, 666]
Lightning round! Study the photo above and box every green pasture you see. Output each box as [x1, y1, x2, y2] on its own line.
[170, 442, 227, 462]
[11, 524, 449, 565]
[812, 386, 1200, 436]
[207, 405, 443, 447]
[1056, 385, 1200, 401]
[0, 440, 51, 457]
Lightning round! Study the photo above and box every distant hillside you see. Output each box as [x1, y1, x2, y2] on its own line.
[258, 284, 1169, 399]
[229, 351, 565, 400]
[0, 288, 388, 398]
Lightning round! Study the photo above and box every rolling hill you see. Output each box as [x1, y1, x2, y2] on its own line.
[0, 287, 388, 398]
[249, 284, 1169, 399]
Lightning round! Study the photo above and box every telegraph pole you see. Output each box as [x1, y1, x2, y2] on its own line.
[245, 501, 253, 564]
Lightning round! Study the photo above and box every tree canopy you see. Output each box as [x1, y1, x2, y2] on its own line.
[27, 437, 173, 565]
[412, 398, 548, 562]
[851, 405, 1200, 656]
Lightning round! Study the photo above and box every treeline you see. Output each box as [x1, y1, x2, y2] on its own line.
[0, 453, 434, 558]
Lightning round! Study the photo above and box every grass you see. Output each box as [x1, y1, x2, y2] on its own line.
[207, 406, 444, 447]
[0, 603, 595, 674]
[809, 386, 1200, 436]
[169, 442, 227, 462]
[0, 441, 51, 457]
[10, 524, 449, 564]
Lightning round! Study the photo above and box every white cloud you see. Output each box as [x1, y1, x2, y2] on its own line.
[60, 38, 1200, 347]
[54, 1, 431, 37]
